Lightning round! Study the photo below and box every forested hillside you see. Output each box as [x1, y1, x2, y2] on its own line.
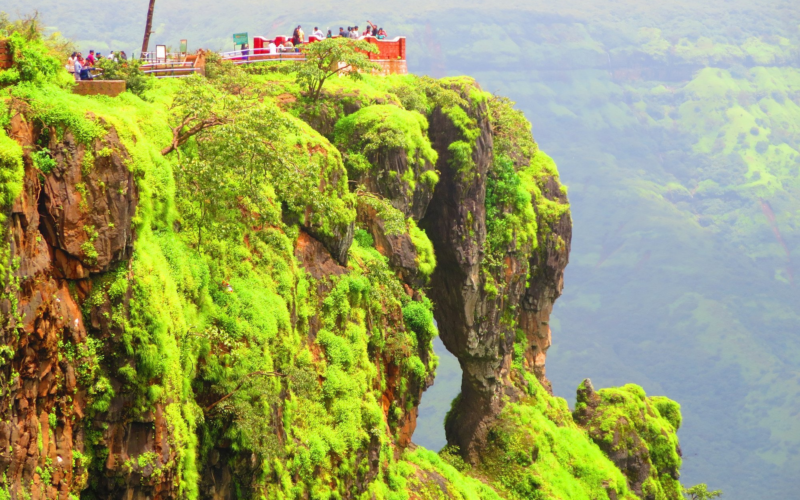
[1, 1, 799, 498]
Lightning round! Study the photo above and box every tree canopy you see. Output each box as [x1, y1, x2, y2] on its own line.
[293, 37, 379, 101]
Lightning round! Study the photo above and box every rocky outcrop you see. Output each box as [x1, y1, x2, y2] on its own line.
[518, 175, 571, 392]
[418, 82, 572, 463]
[0, 69, 575, 500]
[421, 93, 511, 462]
[573, 380, 683, 500]
[0, 107, 178, 500]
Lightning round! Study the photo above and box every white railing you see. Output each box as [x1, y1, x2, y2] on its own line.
[220, 49, 306, 65]
[136, 51, 188, 64]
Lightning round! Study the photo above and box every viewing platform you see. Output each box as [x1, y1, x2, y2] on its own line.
[137, 35, 407, 78]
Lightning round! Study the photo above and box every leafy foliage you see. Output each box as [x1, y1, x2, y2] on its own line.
[334, 104, 438, 174]
[683, 484, 722, 500]
[95, 57, 150, 96]
[293, 37, 379, 101]
[0, 34, 691, 500]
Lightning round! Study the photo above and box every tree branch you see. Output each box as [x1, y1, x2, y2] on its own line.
[162, 115, 228, 155]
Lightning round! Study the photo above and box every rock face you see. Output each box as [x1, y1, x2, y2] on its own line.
[2, 109, 144, 499]
[0, 65, 589, 499]
[573, 380, 684, 500]
[519, 174, 571, 391]
[420, 83, 572, 462]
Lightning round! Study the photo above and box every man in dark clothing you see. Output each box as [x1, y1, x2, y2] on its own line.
[339, 27, 346, 37]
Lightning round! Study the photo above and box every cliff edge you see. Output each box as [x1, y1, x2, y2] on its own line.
[0, 33, 684, 500]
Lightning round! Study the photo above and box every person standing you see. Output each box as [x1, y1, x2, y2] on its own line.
[339, 27, 346, 37]
[349, 27, 359, 39]
[66, 52, 76, 75]
[73, 56, 83, 81]
[313, 27, 324, 39]
[86, 50, 96, 65]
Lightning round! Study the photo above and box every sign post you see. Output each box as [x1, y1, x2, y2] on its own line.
[180, 39, 188, 55]
[155, 44, 167, 63]
[233, 33, 248, 50]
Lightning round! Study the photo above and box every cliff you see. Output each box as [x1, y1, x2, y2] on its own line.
[0, 35, 684, 500]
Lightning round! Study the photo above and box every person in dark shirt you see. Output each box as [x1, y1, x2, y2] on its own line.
[339, 27, 346, 37]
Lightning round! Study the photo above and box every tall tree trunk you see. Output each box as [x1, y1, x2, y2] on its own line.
[141, 0, 156, 54]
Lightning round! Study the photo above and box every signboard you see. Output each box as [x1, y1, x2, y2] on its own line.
[155, 44, 167, 62]
[180, 39, 188, 54]
[233, 33, 248, 45]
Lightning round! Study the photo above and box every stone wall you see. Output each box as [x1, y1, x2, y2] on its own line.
[73, 80, 126, 97]
[365, 37, 406, 61]
[375, 59, 408, 76]
[0, 40, 12, 70]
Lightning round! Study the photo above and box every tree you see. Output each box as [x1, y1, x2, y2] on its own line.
[293, 37, 379, 101]
[141, 0, 156, 54]
[683, 483, 722, 500]
[168, 75, 289, 248]
[161, 71, 254, 156]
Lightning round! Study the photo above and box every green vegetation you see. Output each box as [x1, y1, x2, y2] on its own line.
[293, 37, 379, 101]
[408, 220, 436, 278]
[334, 104, 438, 177]
[0, 22, 697, 500]
[576, 384, 683, 499]
[95, 57, 150, 96]
[683, 484, 722, 500]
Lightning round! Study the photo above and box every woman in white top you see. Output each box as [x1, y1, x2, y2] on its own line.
[66, 52, 76, 75]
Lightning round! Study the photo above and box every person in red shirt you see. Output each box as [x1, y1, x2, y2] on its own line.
[86, 50, 96, 65]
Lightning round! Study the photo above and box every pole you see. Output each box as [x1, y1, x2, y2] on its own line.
[141, 0, 156, 55]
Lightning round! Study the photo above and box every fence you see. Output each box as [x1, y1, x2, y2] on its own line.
[129, 36, 408, 79]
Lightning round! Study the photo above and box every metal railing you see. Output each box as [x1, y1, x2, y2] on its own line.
[220, 49, 306, 64]
[136, 51, 189, 64]
[133, 36, 407, 79]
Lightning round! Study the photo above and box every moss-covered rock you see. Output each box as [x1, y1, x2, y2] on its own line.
[0, 33, 690, 500]
[573, 379, 683, 500]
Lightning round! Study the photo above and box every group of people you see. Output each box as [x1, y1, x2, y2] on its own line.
[260, 21, 387, 54]
[67, 49, 128, 81]
[339, 22, 387, 40]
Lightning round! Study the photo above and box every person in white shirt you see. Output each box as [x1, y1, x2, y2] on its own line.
[66, 53, 76, 74]
[268, 41, 277, 54]
[312, 27, 324, 39]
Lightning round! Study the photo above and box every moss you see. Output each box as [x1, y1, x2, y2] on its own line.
[408, 219, 436, 278]
[402, 297, 437, 347]
[0, 40, 683, 499]
[477, 376, 637, 500]
[31, 148, 56, 174]
[651, 396, 683, 430]
[577, 384, 684, 500]
[0, 129, 24, 209]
